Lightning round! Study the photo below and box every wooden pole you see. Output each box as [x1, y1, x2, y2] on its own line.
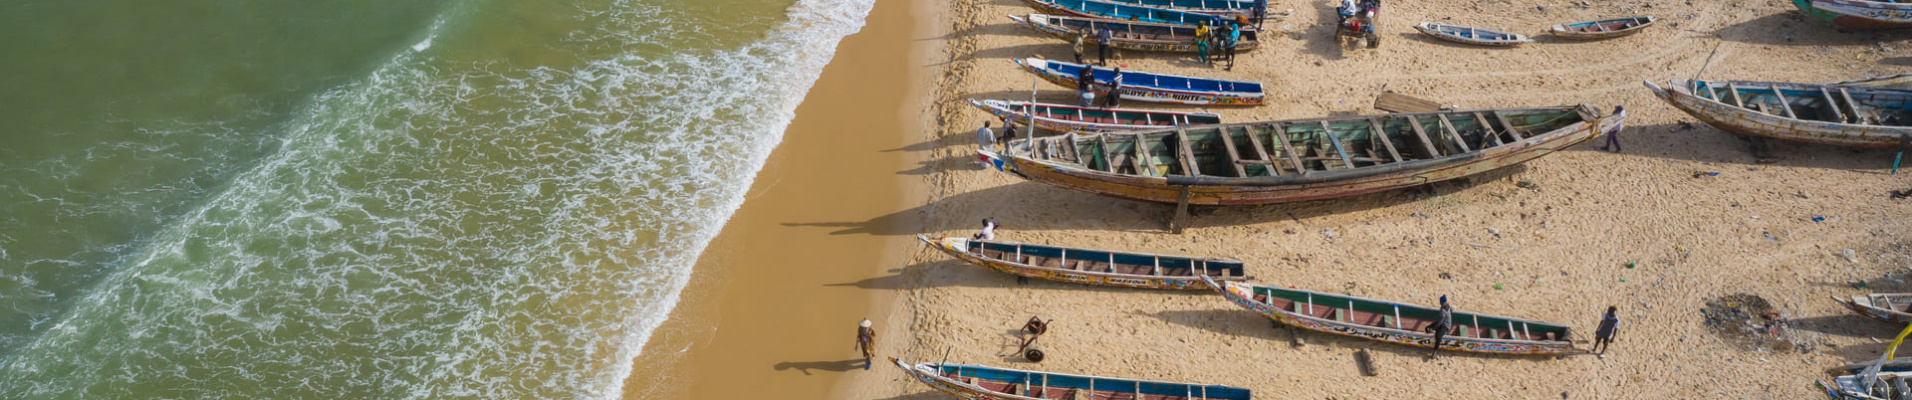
[1170, 185, 1191, 234]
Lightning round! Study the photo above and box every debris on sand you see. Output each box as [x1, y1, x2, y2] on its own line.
[1700, 294, 1818, 354]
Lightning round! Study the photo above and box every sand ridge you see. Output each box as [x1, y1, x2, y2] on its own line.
[865, 0, 1912, 398]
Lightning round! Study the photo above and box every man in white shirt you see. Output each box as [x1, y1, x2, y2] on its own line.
[1598, 105, 1626, 152]
[974, 219, 998, 240]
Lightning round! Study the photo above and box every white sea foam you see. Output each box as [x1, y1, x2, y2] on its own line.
[0, 0, 875, 398]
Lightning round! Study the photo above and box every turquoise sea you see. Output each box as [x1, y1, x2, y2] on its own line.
[0, 0, 871, 397]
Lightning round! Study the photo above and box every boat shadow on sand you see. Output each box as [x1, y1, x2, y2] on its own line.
[825, 259, 1234, 296]
[1711, 12, 1884, 46]
[772, 359, 869, 375]
[1148, 309, 1575, 363]
[1566, 122, 1906, 171]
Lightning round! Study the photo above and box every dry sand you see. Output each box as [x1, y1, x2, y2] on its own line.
[859, 0, 1912, 398]
[617, 0, 936, 398]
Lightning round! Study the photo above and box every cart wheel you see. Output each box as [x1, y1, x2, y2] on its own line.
[1023, 343, 1046, 362]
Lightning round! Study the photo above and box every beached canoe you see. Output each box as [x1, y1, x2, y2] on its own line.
[977, 105, 1618, 205]
[1823, 370, 1912, 400]
[1791, 0, 1912, 30]
[1546, 16, 1656, 39]
[969, 99, 1223, 133]
[1643, 79, 1912, 148]
[1009, 14, 1262, 53]
[1828, 73, 1912, 89]
[918, 235, 1249, 290]
[1096, 0, 1267, 16]
[1024, 0, 1249, 26]
[1013, 58, 1265, 106]
[1414, 22, 1532, 46]
[892, 357, 1254, 400]
[1834, 293, 1912, 324]
[1202, 277, 1575, 355]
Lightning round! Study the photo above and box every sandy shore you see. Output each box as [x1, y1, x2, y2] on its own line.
[617, 0, 936, 398]
[860, 0, 1912, 398]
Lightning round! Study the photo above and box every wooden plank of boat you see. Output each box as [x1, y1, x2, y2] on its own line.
[1767, 85, 1799, 119]
[1094, 134, 1116, 172]
[1473, 112, 1506, 147]
[1319, 121, 1356, 168]
[1820, 88, 1849, 123]
[990, 105, 1613, 205]
[1216, 126, 1249, 176]
[1435, 113, 1472, 154]
[1492, 110, 1524, 140]
[1134, 132, 1162, 176]
[1401, 115, 1442, 157]
[1239, 125, 1282, 175]
[1374, 91, 1444, 113]
[1200, 276, 1576, 355]
[1644, 79, 1912, 148]
[1174, 129, 1201, 176]
[918, 235, 1249, 290]
[1367, 118, 1405, 162]
[891, 357, 1254, 400]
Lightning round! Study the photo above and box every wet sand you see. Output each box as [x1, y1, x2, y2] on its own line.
[617, 0, 934, 398]
[863, 0, 1912, 399]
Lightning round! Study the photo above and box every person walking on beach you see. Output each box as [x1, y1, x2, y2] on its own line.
[855, 318, 876, 370]
[974, 219, 998, 241]
[1077, 67, 1097, 107]
[1425, 295, 1453, 355]
[1592, 306, 1620, 358]
[1096, 26, 1113, 65]
[1103, 67, 1124, 107]
[1597, 105, 1626, 152]
[1073, 29, 1087, 64]
[1223, 23, 1241, 71]
[975, 120, 995, 155]
[1195, 22, 1211, 65]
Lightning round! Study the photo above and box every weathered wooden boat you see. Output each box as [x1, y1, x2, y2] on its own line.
[1791, 0, 1912, 30]
[1824, 370, 1912, 399]
[1546, 16, 1657, 39]
[892, 357, 1254, 400]
[1643, 79, 1912, 148]
[1013, 58, 1265, 106]
[976, 105, 1618, 205]
[918, 235, 1249, 290]
[1096, 0, 1265, 16]
[969, 99, 1223, 133]
[1202, 277, 1575, 355]
[1414, 22, 1532, 46]
[1828, 73, 1912, 89]
[1835, 293, 1912, 324]
[1009, 14, 1262, 53]
[1024, 0, 1248, 26]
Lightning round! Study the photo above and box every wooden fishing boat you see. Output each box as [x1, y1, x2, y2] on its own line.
[1823, 370, 1912, 399]
[1826, 73, 1912, 89]
[1024, 0, 1248, 26]
[1096, 0, 1266, 16]
[1202, 277, 1575, 355]
[1414, 22, 1532, 46]
[975, 105, 1618, 205]
[1832, 359, 1912, 375]
[1013, 58, 1265, 106]
[1791, 0, 1912, 30]
[1009, 14, 1262, 53]
[1546, 16, 1656, 39]
[1834, 293, 1912, 324]
[892, 357, 1254, 400]
[1643, 79, 1912, 148]
[969, 99, 1223, 132]
[918, 235, 1249, 290]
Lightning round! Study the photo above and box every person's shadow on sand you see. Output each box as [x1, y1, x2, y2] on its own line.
[773, 359, 867, 375]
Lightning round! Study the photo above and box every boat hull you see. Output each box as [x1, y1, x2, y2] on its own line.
[1209, 279, 1574, 355]
[1546, 16, 1656, 40]
[1793, 0, 1912, 29]
[1834, 295, 1912, 324]
[1022, 0, 1244, 26]
[919, 235, 1245, 290]
[1009, 14, 1260, 53]
[1644, 80, 1912, 148]
[968, 99, 1221, 132]
[1415, 23, 1531, 46]
[1015, 59, 1263, 106]
[1001, 111, 1612, 205]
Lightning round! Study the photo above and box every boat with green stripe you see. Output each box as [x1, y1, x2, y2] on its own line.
[1202, 276, 1575, 355]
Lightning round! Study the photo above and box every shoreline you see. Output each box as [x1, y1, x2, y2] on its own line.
[617, 0, 934, 398]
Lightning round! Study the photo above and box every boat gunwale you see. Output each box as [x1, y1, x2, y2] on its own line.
[920, 235, 1253, 284]
[1016, 58, 1266, 97]
[893, 358, 1254, 400]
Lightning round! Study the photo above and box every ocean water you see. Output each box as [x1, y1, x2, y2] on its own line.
[0, 0, 872, 397]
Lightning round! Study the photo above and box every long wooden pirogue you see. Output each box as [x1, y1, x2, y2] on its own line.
[1414, 22, 1532, 46]
[969, 99, 1222, 132]
[892, 357, 1254, 400]
[1202, 276, 1576, 355]
[1833, 293, 1912, 324]
[1545, 16, 1657, 40]
[1025, 0, 1249, 26]
[919, 235, 1248, 290]
[1644, 79, 1912, 148]
[976, 105, 1618, 205]
[1010, 14, 1262, 53]
[1015, 58, 1265, 106]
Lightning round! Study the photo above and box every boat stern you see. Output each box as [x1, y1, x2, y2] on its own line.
[917, 234, 969, 255]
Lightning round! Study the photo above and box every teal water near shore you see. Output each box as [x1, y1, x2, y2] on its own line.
[0, 0, 871, 397]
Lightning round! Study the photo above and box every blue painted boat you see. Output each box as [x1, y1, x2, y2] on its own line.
[1098, 0, 1266, 16]
[893, 358, 1254, 400]
[1025, 0, 1251, 26]
[1013, 58, 1264, 106]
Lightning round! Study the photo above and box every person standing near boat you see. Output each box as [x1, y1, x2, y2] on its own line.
[1073, 28, 1087, 64]
[1195, 22, 1211, 65]
[1598, 105, 1626, 152]
[1095, 26, 1113, 66]
[1077, 66, 1096, 107]
[1592, 306, 1620, 358]
[1224, 23, 1241, 71]
[974, 219, 998, 240]
[856, 318, 876, 370]
[1426, 295, 1453, 355]
[1104, 67, 1124, 107]
[975, 121, 996, 161]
